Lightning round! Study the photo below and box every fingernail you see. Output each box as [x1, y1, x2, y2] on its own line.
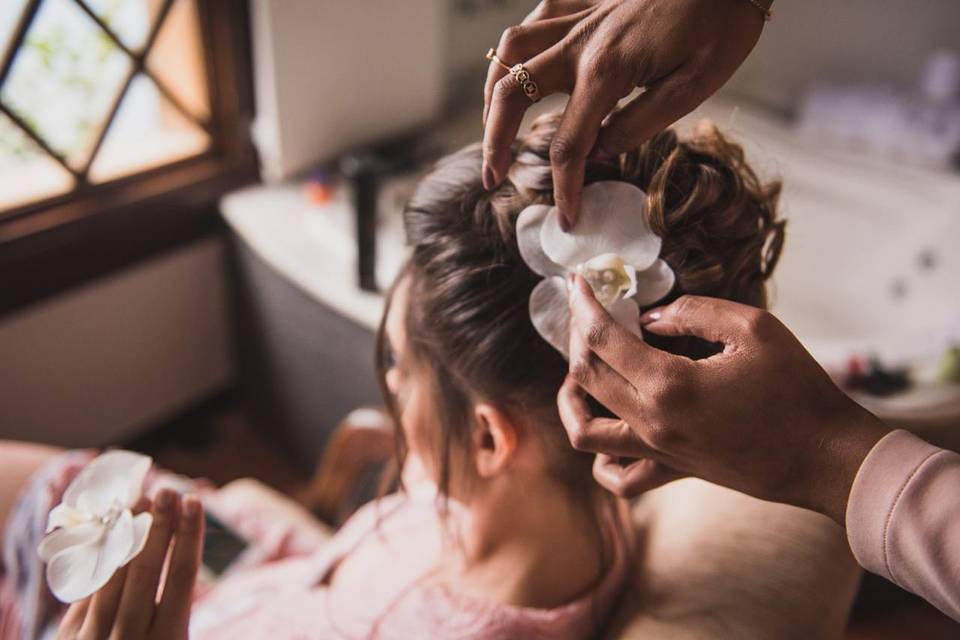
[640, 309, 663, 324]
[559, 211, 571, 232]
[183, 495, 200, 518]
[482, 163, 495, 191]
[156, 489, 173, 510]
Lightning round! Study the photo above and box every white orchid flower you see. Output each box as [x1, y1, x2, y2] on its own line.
[517, 181, 675, 358]
[38, 450, 154, 603]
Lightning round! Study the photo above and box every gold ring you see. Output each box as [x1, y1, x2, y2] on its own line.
[486, 48, 541, 103]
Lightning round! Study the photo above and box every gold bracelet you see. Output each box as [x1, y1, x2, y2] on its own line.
[744, 0, 773, 21]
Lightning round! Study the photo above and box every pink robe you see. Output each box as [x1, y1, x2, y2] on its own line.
[846, 429, 960, 621]
[1, 452, 628, 640]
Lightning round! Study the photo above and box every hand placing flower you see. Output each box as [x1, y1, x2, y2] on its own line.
[39, 450, 154, 603]
[517, 181, 675, 357]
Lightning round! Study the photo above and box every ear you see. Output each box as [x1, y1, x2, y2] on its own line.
[471, 403, 519, 478]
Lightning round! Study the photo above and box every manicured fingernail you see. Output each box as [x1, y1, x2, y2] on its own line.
[156, 489, 173, 510]
[640, 309, 663, 324]
[482, 163, 495, 191]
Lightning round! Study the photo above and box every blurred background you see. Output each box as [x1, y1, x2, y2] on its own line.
[0, 1, 958, 636]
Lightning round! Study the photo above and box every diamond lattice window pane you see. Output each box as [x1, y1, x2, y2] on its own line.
[88, 74, 209, 183]
[0, 111, 74, 211]
[1, 0, 132, 170]
[0, 0, 30, 56]
[82, 0, 165, 52]
[148, 0, 208, 122]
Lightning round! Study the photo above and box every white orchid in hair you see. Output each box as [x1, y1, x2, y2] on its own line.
[517, 181, 675, 358]
[38, 450, 154, 603]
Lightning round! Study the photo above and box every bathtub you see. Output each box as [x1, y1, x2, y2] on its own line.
[683, 101, 960, 433]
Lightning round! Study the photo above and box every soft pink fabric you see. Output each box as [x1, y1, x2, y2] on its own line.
[191, 492, 628, 639]
[3, 453, 626, 639]
[846, 429, 960, 621]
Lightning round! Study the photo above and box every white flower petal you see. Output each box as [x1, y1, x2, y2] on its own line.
[64, 450, 152, 514]
[541, 181, 661, 270]
[38, 521, 103, 562]
[517, 204, 565, 277]
[46, 510, 138, 603]
[123, 512, 154, 565]
[607, 297, 643, 339]
[46, 503, 91, 533]
[102, 510, 137, 571]
[623, 264, 638, 299]
[529, 276, 572, 359]
[46, 539, 106, 603]
[631, 258, 676, 306]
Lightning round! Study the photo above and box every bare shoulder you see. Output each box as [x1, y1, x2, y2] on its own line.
[606, 479, 859, 640]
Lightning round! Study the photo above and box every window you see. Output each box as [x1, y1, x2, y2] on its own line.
[0, 0, 216, 213]
[0, 0, 255, 314]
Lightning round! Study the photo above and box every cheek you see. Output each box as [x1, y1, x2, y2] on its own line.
[386, 368, 402, 396]
[399, 378, 437, 474]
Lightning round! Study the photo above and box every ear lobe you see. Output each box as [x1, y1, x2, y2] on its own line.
[472, 403, 518, 478]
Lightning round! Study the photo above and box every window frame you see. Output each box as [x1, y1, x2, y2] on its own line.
[0, 0, 257, 315]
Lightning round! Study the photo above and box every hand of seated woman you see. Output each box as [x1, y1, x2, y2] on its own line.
[55, 489, 203, 640]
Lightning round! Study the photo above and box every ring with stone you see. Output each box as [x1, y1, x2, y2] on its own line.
[486, 48, 541, 103]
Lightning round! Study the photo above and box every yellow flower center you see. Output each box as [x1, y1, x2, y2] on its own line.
[577, 253, 633, 306]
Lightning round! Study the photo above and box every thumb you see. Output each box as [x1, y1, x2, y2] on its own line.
[640, 295, 773, 348]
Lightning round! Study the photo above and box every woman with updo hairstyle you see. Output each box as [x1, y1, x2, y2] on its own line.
[0, 112, 784, 639]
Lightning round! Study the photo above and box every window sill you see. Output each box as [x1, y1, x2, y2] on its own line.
[0, 153, 258, 316]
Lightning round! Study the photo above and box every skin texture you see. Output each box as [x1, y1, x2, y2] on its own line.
[56, 488, 204, 640]
[482, 0, 769, 228]
[558, 275, 891, 526]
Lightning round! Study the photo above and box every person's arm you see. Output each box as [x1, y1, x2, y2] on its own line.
[847, 429, 960, 621]
[558, 277, 888, 524]
[481, 0, 770, 229]
[558, 278, 960, 621]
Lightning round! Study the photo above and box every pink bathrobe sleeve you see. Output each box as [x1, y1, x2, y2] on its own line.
[846, 429, 960, 621]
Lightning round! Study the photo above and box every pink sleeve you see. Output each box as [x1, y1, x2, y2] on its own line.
[846, 429, 960, 621]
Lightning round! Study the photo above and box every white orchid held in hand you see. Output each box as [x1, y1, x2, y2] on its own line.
[38, 450, 154, 603]
[517, 181, 675, 358]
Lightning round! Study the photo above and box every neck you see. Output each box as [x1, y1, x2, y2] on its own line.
[448, 472, 612, 608]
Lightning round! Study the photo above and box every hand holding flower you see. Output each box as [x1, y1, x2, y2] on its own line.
[39, 450, 155, 603]
[55, 488, 204, 640]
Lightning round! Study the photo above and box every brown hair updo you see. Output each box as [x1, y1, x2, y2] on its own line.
[377, 112, 785, 501]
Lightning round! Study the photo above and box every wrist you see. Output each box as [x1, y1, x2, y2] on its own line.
[808, 403, 889, 526]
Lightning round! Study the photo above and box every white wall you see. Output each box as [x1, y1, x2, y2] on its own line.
[0, 238, 233, 446]
[250, 0, 446, 181]
[442, 1, 960, 113]
[725, 0, 960, 113]
[445, 0, 530, 86]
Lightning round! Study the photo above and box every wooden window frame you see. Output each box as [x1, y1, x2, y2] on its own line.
[0, 0, 258, 315]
